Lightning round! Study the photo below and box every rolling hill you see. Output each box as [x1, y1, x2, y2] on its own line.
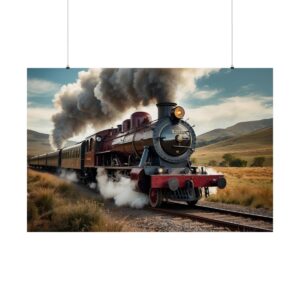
[196, 118, 273, 147]
[27, 129, 75, 156]
[192, 127, 273, 166]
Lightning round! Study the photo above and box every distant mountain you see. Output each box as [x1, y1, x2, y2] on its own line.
[193, 127, 273, 166]
[196, 118, 273, 147]
[27, 129, 76, 156]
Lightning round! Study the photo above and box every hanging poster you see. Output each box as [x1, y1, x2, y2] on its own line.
[27, 68, 273, 232]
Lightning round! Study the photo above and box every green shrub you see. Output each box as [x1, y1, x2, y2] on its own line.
[229, 159, 247, 167]
[251, 157, 265, 167]
[223, 153, 234, 164]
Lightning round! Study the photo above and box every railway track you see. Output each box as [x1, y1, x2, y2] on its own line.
[151, 202, 273, 232]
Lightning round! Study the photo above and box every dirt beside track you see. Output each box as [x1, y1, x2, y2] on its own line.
[103, 200, 231, 232]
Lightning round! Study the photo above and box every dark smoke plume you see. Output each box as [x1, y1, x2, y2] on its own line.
[50, 68, 213, 149]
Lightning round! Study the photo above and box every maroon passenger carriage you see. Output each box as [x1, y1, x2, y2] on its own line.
[29, 102, 226, 208]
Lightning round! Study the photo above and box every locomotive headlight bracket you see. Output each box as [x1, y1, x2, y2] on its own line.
[172, 106, 185, 119]
[195, 167, 200, 174]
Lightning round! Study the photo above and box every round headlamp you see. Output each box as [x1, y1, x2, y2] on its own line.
[172, 106, 185, 119]
[157, 167, 164, 174]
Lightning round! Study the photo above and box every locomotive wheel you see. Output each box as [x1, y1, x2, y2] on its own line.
[187, 199, 198, 207]
[149, 188, 162, 208]
[186, 188, 201, 206]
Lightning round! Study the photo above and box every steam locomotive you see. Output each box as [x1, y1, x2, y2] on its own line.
[28, 102, 226, 207]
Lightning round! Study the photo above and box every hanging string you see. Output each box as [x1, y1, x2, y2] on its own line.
[66, 0, 70, 69]
[65, 1, 234, 69]
[231, 0, 234, 69]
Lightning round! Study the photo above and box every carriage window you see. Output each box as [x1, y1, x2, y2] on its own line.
[90, 138, 94, 151]
[86, 141, 89, 152]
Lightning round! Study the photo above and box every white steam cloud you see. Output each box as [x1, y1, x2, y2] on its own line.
[96, 168, 148, 209]
[205, 167, 223, 195]
[59, 169, 78, 183]
[89, 182, 97, 190]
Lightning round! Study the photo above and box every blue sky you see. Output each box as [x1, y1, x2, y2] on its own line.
[27, 68, 87, 108]
[27, 68, 273, 137]
[184, 68, 272, 108]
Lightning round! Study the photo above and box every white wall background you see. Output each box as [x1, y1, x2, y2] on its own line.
[0, 0, 299, 300]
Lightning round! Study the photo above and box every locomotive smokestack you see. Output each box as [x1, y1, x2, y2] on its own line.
[157, 102, 177, 119]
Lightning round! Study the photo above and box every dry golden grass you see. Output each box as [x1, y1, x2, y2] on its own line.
[27, 169, 123, 232]
[207, 167, 273, 210]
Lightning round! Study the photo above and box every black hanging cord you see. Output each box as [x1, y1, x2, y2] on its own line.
[66, 0, 70, 69]
[230, 0, 234, 69]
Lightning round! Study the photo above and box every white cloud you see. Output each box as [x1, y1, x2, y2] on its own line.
[175, 68, 220, 100]
[27, 79, 61, 97]
[186, 95, 273, 135]
[192, 89, 220, 100]
[27, 107, 58, 134]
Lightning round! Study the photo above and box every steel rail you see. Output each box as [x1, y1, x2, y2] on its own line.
[150, 207, 273, 232]
[195, 204, 273, 222]
[164, 201, 273, 222]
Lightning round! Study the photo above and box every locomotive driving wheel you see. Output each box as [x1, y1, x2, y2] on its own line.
[149, 188, 163, 208]
[187, 199, 198, 207]
[186, 188, 202, 207]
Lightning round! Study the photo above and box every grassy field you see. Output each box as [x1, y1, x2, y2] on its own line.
[206, 167, 273, 210]
[27, 169, 123, 232]
[192, 128, 273, 166]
